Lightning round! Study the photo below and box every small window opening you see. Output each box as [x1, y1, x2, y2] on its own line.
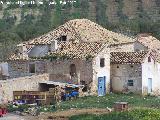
[128, 80, 134, 86]
[29, 64, 35, 73]
[148, 56, 151, 62]
[61, 35, 67, 42]
[100, 58, 105, 67]
[131, 65, 133, 68]
[117, 66, 119, 68]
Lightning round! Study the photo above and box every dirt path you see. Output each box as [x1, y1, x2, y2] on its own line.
[0, 113, 37, 120]
[38, 108, 110, 120]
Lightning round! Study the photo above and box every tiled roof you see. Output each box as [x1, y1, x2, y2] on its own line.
[8, 44, 35, 61]
[8, 53, 28, 61]
[49, 42, 107, 59]
[111, 51, 148, 64]
[24, 19, 134, 45]
[137, 34, 160, 50]
[149, 50, 160, 63]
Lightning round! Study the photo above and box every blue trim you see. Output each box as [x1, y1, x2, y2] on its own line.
[104, 76, 106, 95]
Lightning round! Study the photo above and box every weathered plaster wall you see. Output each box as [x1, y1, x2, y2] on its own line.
[0, 74, 49, 103]
[111, 64, 142, 94]
[47, 59, 93, 85]
[8, 60, 47, 78]
[110, 43, 135, 52]
[92, 47, 110, 95]
[142, 57, 160, 95]
[134, 41, 148, 51]
[110, 42, 147, 52]
[28, 45, 50, 57]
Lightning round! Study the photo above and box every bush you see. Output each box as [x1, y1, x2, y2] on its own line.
[7, 104, 29, 112]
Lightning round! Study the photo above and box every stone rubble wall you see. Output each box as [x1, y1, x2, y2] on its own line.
[111, 64, 142, 94]
[0, 73, 49, 103]
[47, 59, 93, 86]
[7, 60, 47, 79]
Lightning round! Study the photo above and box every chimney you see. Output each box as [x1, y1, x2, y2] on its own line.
[51, 40, 58, 51]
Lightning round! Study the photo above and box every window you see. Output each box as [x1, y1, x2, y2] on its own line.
[128, 80, 134, 86]
[29, 64, 35, 73]
[148, 57, 151, 62]
[57, 35, 67, 42]
[100, 58, 105, 67]
[61, 35, 67, 41]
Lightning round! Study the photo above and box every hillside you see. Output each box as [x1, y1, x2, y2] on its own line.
[0, 0, 160, 60]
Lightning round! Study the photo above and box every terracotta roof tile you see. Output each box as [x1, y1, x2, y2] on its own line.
[137, 34, 160, 50]
[8, 53, 28, 61]
[49, 42, 107, 59]
[24, 19, 134, 45]
[111, 51, 148, 64]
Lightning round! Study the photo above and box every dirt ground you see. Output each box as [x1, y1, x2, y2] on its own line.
[37, 108, 110, 120]
[0, 108, 109, 120]
[0, 113, 38, 120]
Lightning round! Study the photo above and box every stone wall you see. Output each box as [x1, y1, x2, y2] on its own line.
[0, 74, 49, 103]
[111, 64, 142, 94]
[47, 59, 93, 85]
[8, 60, 47, 78]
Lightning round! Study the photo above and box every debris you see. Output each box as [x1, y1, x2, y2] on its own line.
[106, 107, 112, 112]
[114, 102, 128, 112]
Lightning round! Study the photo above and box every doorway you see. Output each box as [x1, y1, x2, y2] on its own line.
[148, 78, 152, 94]
[98, 76, 106, 96]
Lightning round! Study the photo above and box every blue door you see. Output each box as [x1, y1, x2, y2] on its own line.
[98, 76, 106, 96]
[148, 78, 152, 93]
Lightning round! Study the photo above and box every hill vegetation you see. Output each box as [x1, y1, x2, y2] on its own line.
[0, 0, 160, 60]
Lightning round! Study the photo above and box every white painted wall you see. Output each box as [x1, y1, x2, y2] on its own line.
[142, 57, 160, 95]
[92, 47, 110, 94]
[28, 45, 49, 57]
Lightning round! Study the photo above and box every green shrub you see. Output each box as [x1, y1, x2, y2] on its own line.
[39, 105, 56, 112]
[7, 104, 29, 112]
